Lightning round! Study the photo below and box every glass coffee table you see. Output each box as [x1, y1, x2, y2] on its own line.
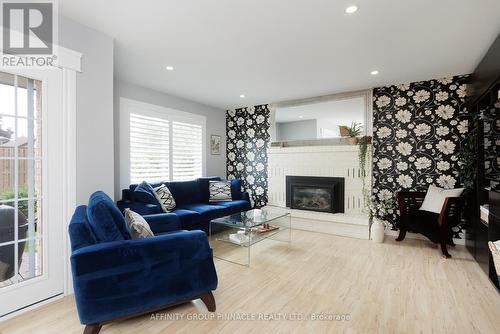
[209, 209, 291, 266]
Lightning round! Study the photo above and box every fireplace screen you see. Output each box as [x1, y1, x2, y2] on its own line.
[291, 186, 332, 212]
[286, 176, 344, 213]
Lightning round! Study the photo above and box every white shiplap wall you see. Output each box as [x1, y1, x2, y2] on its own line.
[267, 144, 370, 215]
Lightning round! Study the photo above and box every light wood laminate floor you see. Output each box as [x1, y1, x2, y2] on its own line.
[1, 229, 499, 334]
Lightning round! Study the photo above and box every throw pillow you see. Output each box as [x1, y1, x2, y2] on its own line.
[154, 184, 176, 212]
[419, 185, 464, 214]
[209, 180, 232, 202]
[133, 181, 158, 204]
[124, 208, 154, 239]
[197, 176, 222, 202]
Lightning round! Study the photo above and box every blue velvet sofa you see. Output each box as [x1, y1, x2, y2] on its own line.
[69, 191, 218, 334]
[117, 177, 252, 233]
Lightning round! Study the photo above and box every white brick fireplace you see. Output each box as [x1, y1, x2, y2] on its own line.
[266, 144, 371, 239]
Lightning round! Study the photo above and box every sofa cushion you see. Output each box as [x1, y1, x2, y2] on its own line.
[179, 203, 227, 220]
[143, 209, 201, 234]
[121, 189, 133, 201]
[143, 212, 181, 234]
[181, 221, 210, 234]
[68, 205, 96, 251]
[116, 201, 161, 216]
[230, 179, 244, 200]
[133, 181, 158, 205]
[197, 176, 222, 203]
[211, 200, 251, 215]
[87, 191, 130, 242]
[171, 209, 203, 225]
[167, 180, 202, 206]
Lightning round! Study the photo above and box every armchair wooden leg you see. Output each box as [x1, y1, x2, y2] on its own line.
[395, 228, 407, 241]
[200, 292, 216, 312]
[83, 324, 102, 334]
[439, 222, 452, 258]
[440, 242, 452, 258]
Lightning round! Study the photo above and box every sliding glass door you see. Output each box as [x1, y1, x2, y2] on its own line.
[0, 69, 64, 317]
[0, 71, 43, 288]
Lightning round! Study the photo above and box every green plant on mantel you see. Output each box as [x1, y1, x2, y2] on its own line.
[347, 121, 363, 138]
[358, 135, 372, 207]
[358, 135, 374, 237]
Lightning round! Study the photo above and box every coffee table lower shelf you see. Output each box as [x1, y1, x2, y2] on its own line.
[209, 210, 291, 266]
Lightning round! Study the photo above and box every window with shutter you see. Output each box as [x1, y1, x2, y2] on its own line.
[172, 121, 203, 180]
[129, 113, 170, 184]
[121, 99, 206, 186]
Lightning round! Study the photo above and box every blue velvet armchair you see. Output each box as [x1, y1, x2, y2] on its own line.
[69, 192, 218, 334]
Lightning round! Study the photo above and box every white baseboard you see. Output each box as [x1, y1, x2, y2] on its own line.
[263, 205, 369, 239]
[292, 216, 369, 239]
[0, 293, 64, 322]
[263, 205, 466, 245]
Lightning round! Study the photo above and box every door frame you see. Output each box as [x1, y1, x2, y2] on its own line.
[0, 46, 81, 320]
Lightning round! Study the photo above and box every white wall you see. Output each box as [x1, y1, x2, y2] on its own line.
[59, 17, 115, 203]
[58, 18, 227, 202]
[114, 80, 227, 198]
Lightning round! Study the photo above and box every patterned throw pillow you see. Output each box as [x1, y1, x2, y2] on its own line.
[154, 184, 176, 212]
[124, 209, 154, 239]
[209, 181, 232, 202]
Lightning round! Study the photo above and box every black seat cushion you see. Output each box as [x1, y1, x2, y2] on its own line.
[397, 210, 441, 243]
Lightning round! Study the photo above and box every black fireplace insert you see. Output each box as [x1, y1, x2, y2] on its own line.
[286, 176, 345, 213]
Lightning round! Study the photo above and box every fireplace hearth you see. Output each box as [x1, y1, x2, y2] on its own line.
[286, 176, 344, 213]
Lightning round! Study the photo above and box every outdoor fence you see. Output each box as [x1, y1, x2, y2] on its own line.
[0, 147, 28, 194]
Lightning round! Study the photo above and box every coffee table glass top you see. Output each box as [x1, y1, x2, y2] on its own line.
[211, 209, 290, 229]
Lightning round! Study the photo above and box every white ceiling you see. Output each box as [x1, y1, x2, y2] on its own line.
[276, 96, 365, 124]
[60, 0, 500, 110]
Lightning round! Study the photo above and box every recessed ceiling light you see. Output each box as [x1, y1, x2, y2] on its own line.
[345, 5, 359, 14]
[299, 116, 304, 119]
[165, 66, 174, 71]
[239, 94, 245, 98]
[371, 70, 379, 75]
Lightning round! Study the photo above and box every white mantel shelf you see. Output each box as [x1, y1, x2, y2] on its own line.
[268, 144, 359, 154]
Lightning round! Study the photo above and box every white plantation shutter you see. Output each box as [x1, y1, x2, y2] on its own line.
[129, 113, 170, 183]
[121, 99, 206, 186]
[172, 121, 203, 180]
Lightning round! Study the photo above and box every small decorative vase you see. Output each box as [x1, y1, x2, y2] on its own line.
[339, 126, 349, 137]
[371, 219, 386, 243]
[348, 137, 358, 145]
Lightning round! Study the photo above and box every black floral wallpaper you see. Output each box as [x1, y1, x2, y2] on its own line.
[372, 75, 470, 229]
[484, 105, 500, 184]
[226, 104, 270, 208]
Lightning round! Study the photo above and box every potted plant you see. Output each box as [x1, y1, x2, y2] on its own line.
[358, 135, 372, 208]
[368, 195, 396, 243]
[347, 121, 362, 145]
[358, 135, 372, 178]
[339, 125, 349, 137]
